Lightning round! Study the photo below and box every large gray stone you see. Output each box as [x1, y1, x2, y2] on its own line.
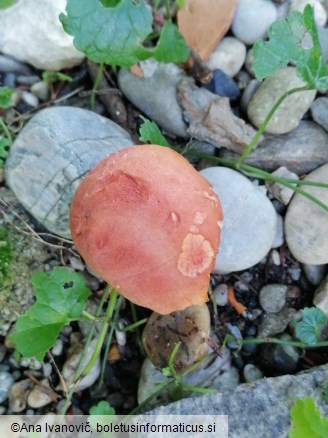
[201, 167, 277, 274]
[5, 106, 133, 238]
[220, 121, 328, 175]
[118, 60, 188, 138]
[0, 0, 84, 70]
[247, 67, 316, 134]
[147, 364, 328, 438]
[285, 163, 328, 264]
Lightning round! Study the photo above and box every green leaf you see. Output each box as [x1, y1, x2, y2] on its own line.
[139, 117, 171, 147]
[0, 87, 14, 109]
[89, 401, 116, 430]
[89, 400, 116, 416]
[294, 307, 327, 345]
[42, 71, 73, 85]
[60, 0, 190, 67]
[0, 0, 17, 9]
[60, 0, 153, 67]
[253, 5, 328, 89]
[289, 397, 328, 438]
[153, 20, 190, 64]
[9, 268, 90, 361]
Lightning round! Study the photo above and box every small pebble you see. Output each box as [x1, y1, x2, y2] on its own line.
[20, 357, 42, 370]
[9, 379, 31, 413]
[313, 274, 328, 315]
[303, 264, 328, 286]
[213, 284, 228, 306]
[259, 284, 288, 313]
[27, 380, 53, 409]
[16, 75, 40, 86]
[21, 91, 39, 108]
[288, 267, 301, 281]
[203, 69, 240, 100]
[206, 37, 246, 77]
[51, 339, 63, 356]
[243, 364, 263, 383]
[30, 81, 50, 101]
[69, 256, 85, 271]
[3, 72, 16, 88]
[271, 213, 284, 249]
[43, 363, 52, 378]
[271, 249, 281, 266]
[0, 55, 29, 73]
[258, 308, 296, 337]
[0, 371, 14, 403]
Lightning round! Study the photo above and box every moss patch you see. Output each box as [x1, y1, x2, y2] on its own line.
[0, 226, 13, 284]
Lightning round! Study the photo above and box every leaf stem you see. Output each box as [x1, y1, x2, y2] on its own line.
[0, 117, 12, 145]
[90, 62, 104, 112]
[97, 295, 123, 388]
[236, 85, 310, 166]
[81, 288, 119, 376]
[241, 337, 328, 349]
[164, 0, 171, 19]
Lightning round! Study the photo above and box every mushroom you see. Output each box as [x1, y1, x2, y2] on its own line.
[70, 144, 223, 314]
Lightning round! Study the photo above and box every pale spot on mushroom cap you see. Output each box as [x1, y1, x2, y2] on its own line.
[190, 225, 199, 233]
[194, 211, 206, 225]
[177, 233, 215, 278]
[203, 190, 218, 203]
[217, 219, 223, 230]
[170, 211, 180, 224]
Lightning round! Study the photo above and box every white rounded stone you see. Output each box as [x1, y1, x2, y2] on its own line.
[231, 0, 278, 45]
[206, 37, 246, 77]
[201, 167, 277, 274]
[0, 0, 84, 70]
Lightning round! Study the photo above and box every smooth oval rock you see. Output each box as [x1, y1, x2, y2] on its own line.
[5, 106, 133, 238]
[206, 37, 246, 77]
[259, 284, 288, 313]
[231, 0, 278, 45]
[118, 60, 187, 138]
[285, 163, 328, 264]
[0, 371, 14, 403]
[9, 379, 31, 413]
[203, 69, 240, 100]
[27, 380, 53, 409]
[247, 67, 316, 134]
[201, 167, 277, 274]
[0, 0, 84, 70]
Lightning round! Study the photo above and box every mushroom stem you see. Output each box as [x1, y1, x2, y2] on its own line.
[81, 287, 119, 377]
